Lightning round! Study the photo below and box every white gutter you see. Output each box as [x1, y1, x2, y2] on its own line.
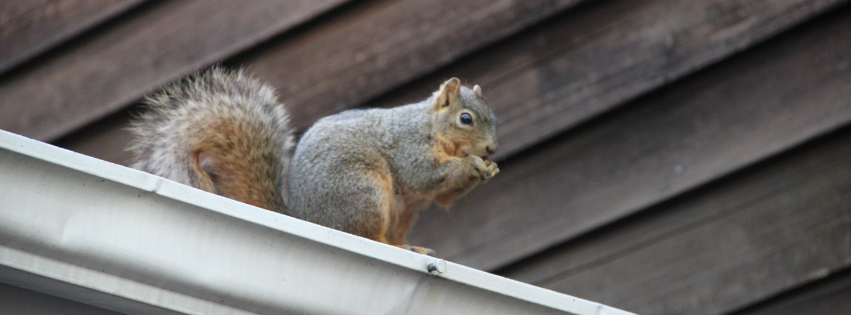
[0, 129, 634, 315]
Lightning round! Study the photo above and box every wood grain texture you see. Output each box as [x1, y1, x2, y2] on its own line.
[0, 0, 147, 74]
[532, 127, 851, 314]
[229, 0, 585, 132]
[732, 269, 851, 315]
[56, 0, 588, 163]
[408, 6, 851, 271]
[372, 0, 845, 160]
[56, 0, 840, 167]
[54, 109, 137, 166]
[0, 0, 349, 142]
[0, 0, 583, 143]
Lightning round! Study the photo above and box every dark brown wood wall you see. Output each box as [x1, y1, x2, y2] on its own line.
[2, 1, 850, 314]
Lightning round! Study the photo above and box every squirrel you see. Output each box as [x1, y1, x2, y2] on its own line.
[128, 67, 499, 255]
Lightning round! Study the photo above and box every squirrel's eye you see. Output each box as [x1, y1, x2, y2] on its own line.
[460, 113, 473, 125]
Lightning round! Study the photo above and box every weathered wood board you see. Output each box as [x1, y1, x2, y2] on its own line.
[54, 0, 841, 170]
[0, 0, 350, 142]
[0, 0, 146, 74]
[53, 0, 589, 164]
[230, 0, 586, 131]
[409, 5, 851, 271]
[732, 269, 851, 315]
[0, 0, 583, 143]
[533, 127, 851, 314]
[372, 0, 844, 160]
[1, 1, 850, 315]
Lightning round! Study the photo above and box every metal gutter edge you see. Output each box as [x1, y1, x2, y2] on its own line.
[0, 129, 635, 315]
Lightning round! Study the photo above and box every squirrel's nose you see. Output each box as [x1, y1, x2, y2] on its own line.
[486, 145, 498, 155]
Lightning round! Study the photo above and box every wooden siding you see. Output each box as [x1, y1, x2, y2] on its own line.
[2, 0, 850, 314]
[732, 269, 851, 315]
[409, 3, 851, 271]
[0, 0, 146, 74]
[0, 0, 350, 141]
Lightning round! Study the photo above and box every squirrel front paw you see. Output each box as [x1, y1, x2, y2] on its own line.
[467, 155, 499, 181]
[484, 159, 499, 181]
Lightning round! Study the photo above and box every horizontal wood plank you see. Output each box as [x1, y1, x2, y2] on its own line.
[230, 0, 585, 132]
[55, 0, 589, 163]
[0, 0, 349, 142]
[0, 0, 147, 74]
[372, 0, 844, 160]
[1, 0, 584, 143]
[0, 1, 51, 22]
[55, 0, 840, 167]
[408, 5, 851, 271]
[533, 127, 851, 314]
[732, 269, 851, 315]
[54, 109, 137, 166]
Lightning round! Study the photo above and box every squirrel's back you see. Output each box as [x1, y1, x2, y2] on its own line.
[127, 67, 294, 211]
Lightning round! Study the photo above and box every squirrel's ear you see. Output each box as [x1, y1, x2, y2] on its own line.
[434, 78, 462, 110]
[445, 77, 461, 95]
[473, 85, 483, 97]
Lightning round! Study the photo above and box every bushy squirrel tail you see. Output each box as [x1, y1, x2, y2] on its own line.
[127, 67, 295, 212]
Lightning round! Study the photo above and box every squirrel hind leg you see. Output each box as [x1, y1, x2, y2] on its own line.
[290, 144, 395, 242]
[190, 149, 220, 194]
[386, 192, 430, 246]
[340, 167, 434, 258]
[332, 168, 394, 244]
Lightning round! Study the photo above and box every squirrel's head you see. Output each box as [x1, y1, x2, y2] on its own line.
[431, 78, 498, 159]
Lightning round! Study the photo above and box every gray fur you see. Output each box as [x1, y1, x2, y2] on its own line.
[130, 70, 497, 250]
[288, 85, 497, 235]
